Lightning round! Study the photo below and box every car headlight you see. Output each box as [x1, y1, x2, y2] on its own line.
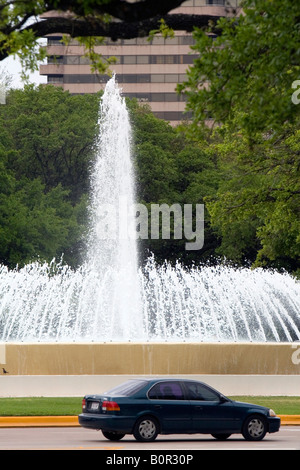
[269, 409, 277, 417]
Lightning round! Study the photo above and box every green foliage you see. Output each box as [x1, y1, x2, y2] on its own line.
[229, 397, 300, 416]
[2, 85, 99, 203]
[148, 18, 175, 42]
[204, 122, 300, 273]
[178, 0, 300, 274]
[128, 99, 221, 265]
[179, 0, 300, 136]
[0, 1, 47, 79]
[0, 397, 81, 416]
[0, 86, 221, 269]
[0, 176, 78, 267]
[0, 84, 99, 267]
[1, 75, 298, 274]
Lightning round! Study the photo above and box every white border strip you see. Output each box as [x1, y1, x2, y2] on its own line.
[0, 375, 300, 397]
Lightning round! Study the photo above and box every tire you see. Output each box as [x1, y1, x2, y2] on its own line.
[133, 416, 159, 442]
[102, 431, 125, 441]
[242, 415, 268, 441]
[211, 433, 231, 440]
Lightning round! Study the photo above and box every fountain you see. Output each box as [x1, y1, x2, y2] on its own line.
[0, 76, 299, 376]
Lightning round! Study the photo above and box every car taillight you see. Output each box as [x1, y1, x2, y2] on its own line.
[82, 398, 86, 411]
[102, 400, 120, 412]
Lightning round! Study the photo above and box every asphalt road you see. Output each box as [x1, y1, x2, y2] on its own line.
[0, 426, 299, 451]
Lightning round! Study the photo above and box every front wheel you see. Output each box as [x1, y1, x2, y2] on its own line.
[242, 415, 267, 441]
[133, 416, 159, 442]
[102, 431, 125, 441]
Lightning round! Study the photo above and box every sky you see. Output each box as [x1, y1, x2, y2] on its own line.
[1, 14, 47, 89]
[2, 54, 47, 89]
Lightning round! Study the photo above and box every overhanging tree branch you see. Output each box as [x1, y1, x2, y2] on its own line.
[45, 0, 189, 22]
[0, 0, 226, 62]
[31, 13, 221, 40]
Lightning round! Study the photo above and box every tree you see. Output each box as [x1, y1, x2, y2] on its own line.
[203, 120, 300, 274]
[0, 168, 81, 267]
[177, 0, 300, 273]
[0, 0, 227, 74]
[0, 84, 99, 267]
[1, 84, 99, 203]
[179, 0, 300, 137]
[0, 85, 221, 268]
[128, 99, 221, 265]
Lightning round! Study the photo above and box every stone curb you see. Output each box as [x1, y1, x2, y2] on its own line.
[0, 416, 79, 427]
[0, 415, 299, 427]
[279, 415, 300, 426]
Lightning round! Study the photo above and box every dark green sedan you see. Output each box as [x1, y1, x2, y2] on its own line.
[78, 378, 280, 442]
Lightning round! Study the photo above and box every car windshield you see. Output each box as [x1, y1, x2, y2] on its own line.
[105, 380, 148, 396]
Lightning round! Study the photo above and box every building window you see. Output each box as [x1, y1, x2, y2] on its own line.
[154, 111, 192, 121]
[47, 36, 63, 45]
[123, 55, 137, 64]
[165, 74, 179, 83]
[59, 73, 188, 85]
[48, 75, 63, 83]
[151, 74, 165, 83]
[151, 36, 165, 45]
[137, 74, 150, 83]
[151, 93, 166, 102]
[123, 38, 137, 45]
[79, 56, 92, 65]
[47, 56, 63, 64]
[136, 55, 150, 64]
[65, 56, 80, 65]
[206, 0, 225, 4]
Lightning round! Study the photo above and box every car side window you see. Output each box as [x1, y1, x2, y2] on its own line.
[185, 382, 220, 401]
[148, 382, 184, 400]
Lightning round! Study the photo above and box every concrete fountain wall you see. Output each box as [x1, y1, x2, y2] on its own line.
[1, 342, 300, 397]
[1, 342, 300, 375]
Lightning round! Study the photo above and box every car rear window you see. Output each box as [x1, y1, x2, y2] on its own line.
[105, 380, 148, 396]
[148, 381, 184, 400]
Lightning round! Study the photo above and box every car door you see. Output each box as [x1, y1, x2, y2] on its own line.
[184, 382, 240, 433]
[148, 381, 192, 433]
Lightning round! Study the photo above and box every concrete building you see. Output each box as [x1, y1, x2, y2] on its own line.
[39, 1, 241, 125]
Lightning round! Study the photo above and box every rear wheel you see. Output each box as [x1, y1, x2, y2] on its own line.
[211, 433, 231, 440]
[133, 416, 159, 442]
[102, 431, 125, 441]
[242, 415, 267, 441]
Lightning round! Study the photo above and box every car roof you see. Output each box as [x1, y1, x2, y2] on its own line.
[130, 377, 205, 383]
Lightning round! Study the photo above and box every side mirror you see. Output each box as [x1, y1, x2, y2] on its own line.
[219, 395, 229, 403]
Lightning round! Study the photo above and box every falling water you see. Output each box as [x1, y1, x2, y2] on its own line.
[0, 76, 299, 343]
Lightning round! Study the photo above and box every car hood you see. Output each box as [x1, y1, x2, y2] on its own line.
[232, 400, 270, 412]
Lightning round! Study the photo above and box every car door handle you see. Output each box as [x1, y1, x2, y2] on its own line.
[154, 405, 162, 409]
[194, 406, 203, 410]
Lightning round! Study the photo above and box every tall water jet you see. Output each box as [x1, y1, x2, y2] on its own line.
[85, 75, 142, 340]
[0, 76, 299, 343]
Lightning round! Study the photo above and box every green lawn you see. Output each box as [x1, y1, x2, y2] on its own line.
[229, 396, 300, 415]
[0, 396, 299, 416]
[0, 397, 82, 416]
